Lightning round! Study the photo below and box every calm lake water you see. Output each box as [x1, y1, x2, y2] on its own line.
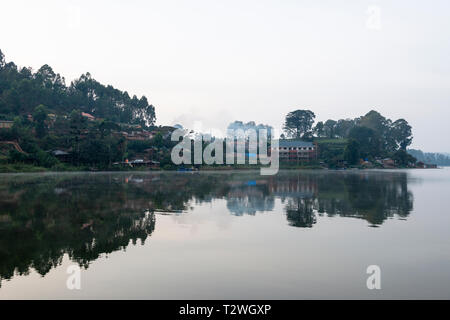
[0, 168, 449, 299]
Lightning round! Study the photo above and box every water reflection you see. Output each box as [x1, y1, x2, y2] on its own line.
[271, 172, 414, 227]
[226, 182, 275, 215]
[0, 170, 413, 286]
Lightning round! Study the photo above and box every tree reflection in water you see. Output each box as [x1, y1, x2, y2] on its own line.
[272, 171, 414, 227]
[0, 170, 413, 285]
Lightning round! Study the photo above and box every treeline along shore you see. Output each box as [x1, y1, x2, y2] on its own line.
[0, 49, 445, 172]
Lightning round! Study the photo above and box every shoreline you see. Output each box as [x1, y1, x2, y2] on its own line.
[0, 164, 443, 174]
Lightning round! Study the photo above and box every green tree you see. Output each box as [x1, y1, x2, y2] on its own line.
[358, 110, 396, 152]
[348, 126, 381, 159]
[335, 119, 355, 138]
[324, 119, 337, 138]
[392, 149, 416, 167]
[358, 110, 390, 134]
[98, 120, 120, 138]
[152, 132, 164, 148]
[33, 104, 49, 138]
[314, 121, 324, 137]
[69, 109, 87, 166]
[283, 109, 315, 139]
[344, 139, 360, 165]
[0, 49, 5, 68]
[389, 119, 412, 150]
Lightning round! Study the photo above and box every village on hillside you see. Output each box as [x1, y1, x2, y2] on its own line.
[0, 49, 444, 172]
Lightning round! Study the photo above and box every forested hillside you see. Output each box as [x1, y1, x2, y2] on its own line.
[0, 49, 155, 126]
[0, 49, 170, 171]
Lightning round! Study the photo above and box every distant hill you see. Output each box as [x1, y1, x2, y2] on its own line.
[408, 149, 450, 166]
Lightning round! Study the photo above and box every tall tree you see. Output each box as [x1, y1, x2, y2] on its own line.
[335, 119, 355, 138]
[314, 121, 324, 137]
[358, 110, 393, 151]
[348, 126, 381, 159]
[344, 139, 360, 165]
[283, 109, 315, 139]
[33, 104, 49, 138]
[390, 119, 412, 150]
[358, 110, 390, 135]
[0, 49, 5, 68]
[324, 119, 337, 138]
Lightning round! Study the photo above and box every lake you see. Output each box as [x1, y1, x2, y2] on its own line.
[0, 168, 449, 299]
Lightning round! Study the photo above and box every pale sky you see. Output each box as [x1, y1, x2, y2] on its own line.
[1, 0, 449, 152]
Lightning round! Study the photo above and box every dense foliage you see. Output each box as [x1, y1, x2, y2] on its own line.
[0, 49, 155, 126]
[0, 49, 163, 169]
[283, 109, 416, 167]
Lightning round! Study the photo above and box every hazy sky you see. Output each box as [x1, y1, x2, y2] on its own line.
[1, 0, 449, 152]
